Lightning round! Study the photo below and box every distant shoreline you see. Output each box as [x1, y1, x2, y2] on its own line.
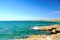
[0, 20, 59, 22]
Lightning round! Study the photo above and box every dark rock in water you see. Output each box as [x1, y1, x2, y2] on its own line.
[19, 35, 29, 38]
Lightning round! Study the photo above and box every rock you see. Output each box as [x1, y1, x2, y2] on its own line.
[57, 33, 60, 38]
[22, 25, 60, 40]
[31, 25, 60, 34]
[51, 29, 56, 34]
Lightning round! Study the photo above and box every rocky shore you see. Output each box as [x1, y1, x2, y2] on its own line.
[14, 25, 60, 40]
[23, 33, 60, 40]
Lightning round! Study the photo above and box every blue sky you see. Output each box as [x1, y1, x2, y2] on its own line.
[0, 0, 60, 20]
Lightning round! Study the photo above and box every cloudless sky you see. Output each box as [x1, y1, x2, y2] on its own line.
[0, 0, 60, 20]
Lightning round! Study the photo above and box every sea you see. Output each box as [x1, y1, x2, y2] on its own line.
[0, 21, 60, 40]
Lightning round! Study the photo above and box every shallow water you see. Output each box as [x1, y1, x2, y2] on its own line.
[0, 21, 60, 39]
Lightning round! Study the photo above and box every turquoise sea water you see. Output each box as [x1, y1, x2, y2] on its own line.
[0, 21, 60, 39]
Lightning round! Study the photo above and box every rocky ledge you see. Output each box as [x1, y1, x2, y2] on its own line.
[23, 33, 60, 40]
[15, 25, 60, 40]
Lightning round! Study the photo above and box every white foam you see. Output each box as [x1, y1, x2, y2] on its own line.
[32, 26, 39, 30]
